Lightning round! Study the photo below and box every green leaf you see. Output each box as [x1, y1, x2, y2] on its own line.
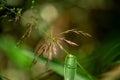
[0, 36, 94, 80]
[0, 36, 32, 69]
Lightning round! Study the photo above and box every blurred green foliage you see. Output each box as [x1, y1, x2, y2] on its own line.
[0, 0, 120, 80]
[0, 36, 94, 80]
[0, 36, 32, 69]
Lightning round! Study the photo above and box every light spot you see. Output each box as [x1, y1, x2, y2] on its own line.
[40, 4, 58, 23]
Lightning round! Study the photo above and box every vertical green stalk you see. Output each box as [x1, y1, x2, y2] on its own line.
[64, 54, 77, 80]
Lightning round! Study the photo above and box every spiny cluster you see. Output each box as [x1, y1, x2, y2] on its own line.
[33, 29, 92, 63]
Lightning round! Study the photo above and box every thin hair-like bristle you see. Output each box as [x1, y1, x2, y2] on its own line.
[52, 43, 57, 55]
[57, 41, 63, 50]
[32, 28, 91, 65]
[59, 29, 76, 34]
[17, 26, 32, 46]
[59, 29, 92, 38]
[78, 31, 92, 37]
[64, 39, 78, 46]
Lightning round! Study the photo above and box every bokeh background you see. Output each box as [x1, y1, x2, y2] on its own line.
[0, 0, 120, 80]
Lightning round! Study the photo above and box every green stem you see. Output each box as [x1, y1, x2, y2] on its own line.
[77, 62, 94, 80]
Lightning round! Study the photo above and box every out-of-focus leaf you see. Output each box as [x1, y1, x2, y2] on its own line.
[0, 36, 94, 80]
[0, 36, 32, 69]
[86, 35, 120, 75]
[0, 77, 3, 80]
[37, 57, 94, 80]
[0, 75, 10, 80]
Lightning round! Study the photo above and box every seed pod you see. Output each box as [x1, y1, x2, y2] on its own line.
[64, 54, 77, 80]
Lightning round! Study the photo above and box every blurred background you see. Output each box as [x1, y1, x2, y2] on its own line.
[0, 0, 120, 80]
